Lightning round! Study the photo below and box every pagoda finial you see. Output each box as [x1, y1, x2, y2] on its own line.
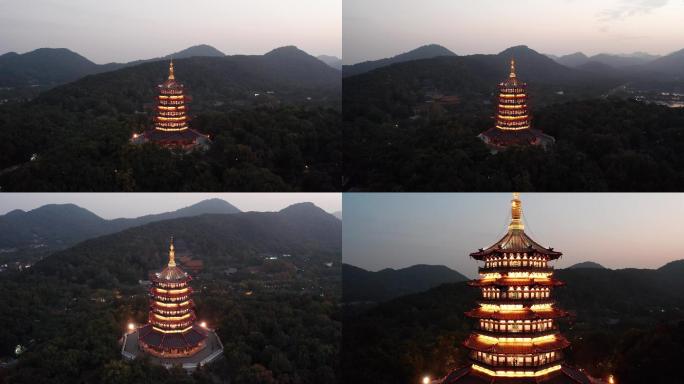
[508, 192, 524, 231]
[168, 236, 176, 267]
[509, 58, 516, 78]
[168, 59, 175, 81]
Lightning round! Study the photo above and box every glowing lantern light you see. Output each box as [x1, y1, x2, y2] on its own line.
[422, 376, 430, 384]
[200, 321, 207, 328]
[128, 322, 135, 331]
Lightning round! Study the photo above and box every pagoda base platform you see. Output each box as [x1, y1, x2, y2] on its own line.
[131, 129, 211, 152]
[478, 128, 555, 153]
[434, 365, 592, 384]
[121, 328, 223, 372]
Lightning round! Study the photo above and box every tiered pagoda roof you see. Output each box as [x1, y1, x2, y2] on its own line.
[478, 60, 555, 151]
[434, 193, 590, 384]
[131, 61, 211, 151]
[137, 237, 208, 358]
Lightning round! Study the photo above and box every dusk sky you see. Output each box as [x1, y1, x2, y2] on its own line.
[343, 193, 684, 276]
[0, 193, 341, 219]
[343, 0, 684, 64]
[0, 0, 341, 63]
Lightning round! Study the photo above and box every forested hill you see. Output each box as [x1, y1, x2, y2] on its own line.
[343, 46, 684, 192]
[0, 48, 342, 192]
[342, 263, 468, 303]
[342, 44, 456, 77]
[0, 202, 342, 384]
[343, 262, 684, 384]
[33, 202, 341, 289]
[0, 199, 240, 259]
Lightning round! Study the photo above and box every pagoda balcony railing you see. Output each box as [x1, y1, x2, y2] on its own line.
[152, 307, 193, 317]
[469, 278, 565, 288]
[477, 298, 555, 306]
[468, 356, 563, 371]
[498, 99, 526, 105]
[475, 327, 559, 337]
[499, 87, 526, 93]
[497, 110, 528, 117]
[479, 266, 553, 274]
[480, 293, 552, 301]
[153, 280, 190, 288]
[160, 89, 184, 95]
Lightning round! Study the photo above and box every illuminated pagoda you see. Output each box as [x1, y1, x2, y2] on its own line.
[131, 60, 210, 151]
[478, 60, 554, 151]
[435, 193, 590, 383]
[121, 237, 223, 371]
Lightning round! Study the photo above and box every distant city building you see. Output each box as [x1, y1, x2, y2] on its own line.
[121, 237, 222, 371]
[478, 60, 554, 151]
[435, 193, 590, 383]
[131, 61, 210, 151]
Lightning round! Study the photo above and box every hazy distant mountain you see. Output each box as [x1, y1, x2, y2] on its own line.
[568, 261, 606, 269]
[575, 60, 617, 75]
[166, 44, 225, 59]
[262, 46, 341, 88]
[34, 202, 341, 286]
[657, 259, 684, 275]
[332, 211, 342, 220]
[317, 55, 343, 70]
[556, 52, 590, 67]
[343, 44, 456, 77]
[342, 263, 468, 303]
[644, 48, 684, 76]
[0, 48, 100, 87]
[0, 199, 241, 252]
[32, 48, 339, 108]
[551, 51, 661, 69]
[0, 44, 335, 90]
[589, 53, 657, 68]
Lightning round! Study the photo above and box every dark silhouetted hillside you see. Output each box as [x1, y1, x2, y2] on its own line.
[317, 55, 343, 70]
[568, 261, 606, 269]
[343, 44, 456, 77]
[0, 48, 99, 87]
[34, 202, 341, 287]
[342, 263, 468, 302]
[0, 199, 241, 253]
[343, 263, 684, 384]
[556, 52, 589, 67]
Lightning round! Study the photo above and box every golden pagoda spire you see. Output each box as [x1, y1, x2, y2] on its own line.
[168, 236, 176, 267]
[508, 192, 524, 231]
[168, 59, 175, 81]
[509, 58, 516, 78]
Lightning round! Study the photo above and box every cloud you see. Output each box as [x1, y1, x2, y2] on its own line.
[598, 0, 670, 21]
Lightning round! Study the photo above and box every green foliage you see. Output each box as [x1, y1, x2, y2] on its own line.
[343, 267, 684, 384]
[0, 208, 341, 383]
[344, 95, 684, 191]
[0, 57, 341, 191]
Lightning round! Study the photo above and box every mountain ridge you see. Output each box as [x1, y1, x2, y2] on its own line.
[343, 263, 468, 303]
[0, 44, 333, 89]
[0, 199, 241, 257]
[343, 44, 456, 77]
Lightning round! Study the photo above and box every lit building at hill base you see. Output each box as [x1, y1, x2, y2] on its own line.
[478, 60, 554, 151]
[131, 61, 211, 151]
[434, 193, 590, 384]
[121, 238, 222, 371]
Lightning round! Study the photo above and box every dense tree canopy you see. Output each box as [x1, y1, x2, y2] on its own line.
[0, 209, 341, 383]
[342, 267, 684, 384]
[0, 56, 341, 192]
